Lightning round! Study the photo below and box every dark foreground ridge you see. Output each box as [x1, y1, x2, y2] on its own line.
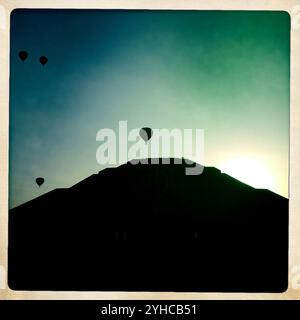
[9, 158, 288, 292]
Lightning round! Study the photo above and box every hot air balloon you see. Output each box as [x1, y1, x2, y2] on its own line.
[139, 127, 153, 142]
[35, 177, 45, 187]
[39, 56, 48, 66]
[18, 50, 28, 62]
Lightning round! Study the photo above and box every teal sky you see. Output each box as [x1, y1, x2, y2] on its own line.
[9, 10, 290, 208]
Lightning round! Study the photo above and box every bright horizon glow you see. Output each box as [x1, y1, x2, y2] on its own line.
[218, 157, 278, 195]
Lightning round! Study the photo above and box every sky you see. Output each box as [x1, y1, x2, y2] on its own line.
[9, 10, 290, 208]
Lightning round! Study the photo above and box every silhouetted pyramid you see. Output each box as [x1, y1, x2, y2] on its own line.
[9, 158, 288, 292]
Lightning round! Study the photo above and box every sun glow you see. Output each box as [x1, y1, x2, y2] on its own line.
[218, 157, 277, 193]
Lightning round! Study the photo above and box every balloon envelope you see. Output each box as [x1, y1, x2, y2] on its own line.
[18, 51, 28, 62]
[39, 56, 48, 66]
[35, 177, 45, 187]
[139, 127, 153, 142]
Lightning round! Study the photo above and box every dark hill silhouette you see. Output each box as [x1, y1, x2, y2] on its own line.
[8, 158, 288, 292]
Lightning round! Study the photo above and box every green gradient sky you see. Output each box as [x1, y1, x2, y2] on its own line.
[9, 10, 290, 208]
